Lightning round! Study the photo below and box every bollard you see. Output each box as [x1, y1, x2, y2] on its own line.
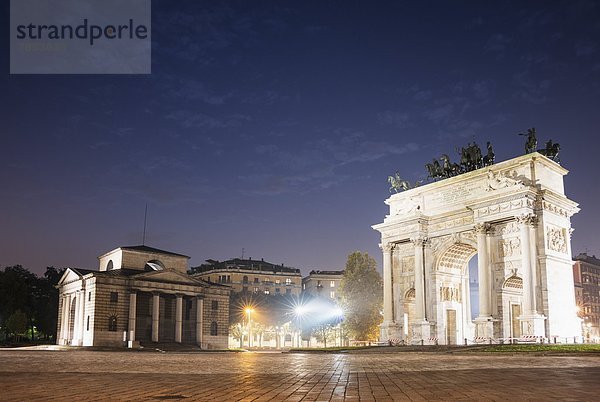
[464, 338, 467, 346]
[420, 339, 424, 346]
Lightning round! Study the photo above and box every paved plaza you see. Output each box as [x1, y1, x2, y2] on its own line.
[0, 349, 599, 401]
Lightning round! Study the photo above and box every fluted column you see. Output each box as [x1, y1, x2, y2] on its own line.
[475, 223, 492, 318]
[381, 243, 395, 323]
[152, 292, 160, 342]
[195, 296, 204, 347]
[411, 237, 428, 321]
[517, 214, 537, 315]
[175, 294, 183, 343]
[128, 291, 137, 342]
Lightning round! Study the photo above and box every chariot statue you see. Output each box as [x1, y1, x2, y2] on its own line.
[519, 127, 537, 154]
[538, 139, 560, 163]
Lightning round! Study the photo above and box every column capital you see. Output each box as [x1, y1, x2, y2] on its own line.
[380, 242, 395, 253]
[516, 213, 538, 227]
[196, 294, 205, 300]
[152, 291, 161, 297]
[410, 236, 429, 247]
[474, 222, 492, 234]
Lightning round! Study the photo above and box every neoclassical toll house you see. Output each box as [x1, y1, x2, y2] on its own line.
[374, 153, 581, 344]
[56, 245, 230, 348]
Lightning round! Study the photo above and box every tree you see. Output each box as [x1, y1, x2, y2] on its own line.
[339, 251, 383, 342]
[312, 323, 336, 347]
[6, 310, 28, 342]
[229, 323, 244, 348]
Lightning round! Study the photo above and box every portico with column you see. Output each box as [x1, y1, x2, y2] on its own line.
[57, 245, 231, 349]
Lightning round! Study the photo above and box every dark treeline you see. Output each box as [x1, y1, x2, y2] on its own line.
[0, 265, 64, 343]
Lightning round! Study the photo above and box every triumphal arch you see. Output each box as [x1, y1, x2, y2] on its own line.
[373, 152, 581, 344]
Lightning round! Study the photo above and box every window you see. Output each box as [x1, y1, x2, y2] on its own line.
[110, 292, 118, 303]
[88, 292, 91, 302]
[330, 281, 335, 288]
[264, 289, 270, 295]
[275, 279, 281, 284]
[106, 260, 113, 270]
[165, 300, 172, 319]
[317, 280, 322, 287]
[286, 288, 291, 295]
[330, 291, 335, 299]
[285, 278, 292, 285]
[243, 276, 249, 284]
[212, 300, 218, 310]
[254, 277, 259, 283]
[275, 288, 280, 294]
[185, 299, 192, 320]
[253, 287, 259, 293]
[243, 286, 248, 293]
[210, 321, 218, 336]
[86, 316, 90, 331]
[108, 315, 117, 331]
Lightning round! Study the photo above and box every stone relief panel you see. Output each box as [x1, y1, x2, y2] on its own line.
[485, 169, 527, 191]
[429, 215, 474, 232]
[401, 256, 415, 273]
[495, 221, 520, 235]
[546, 225, 567, 254]
[382, 224, 418, 241]
[542, 201, 575, 218]
[439, 285, 461, 302]
[430, 235, 450, 254]
[476, 197, 535, 218]
[498, 238, 521, 258]
[460, 230, 476, 245]
[392, 242, 413, 256]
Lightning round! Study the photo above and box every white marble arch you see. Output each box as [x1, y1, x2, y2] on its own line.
[374, 153, 581, 345]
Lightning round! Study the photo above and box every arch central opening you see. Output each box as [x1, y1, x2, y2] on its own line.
[436, 243, 478, 344]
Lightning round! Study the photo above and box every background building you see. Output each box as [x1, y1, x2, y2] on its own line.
[191, 258, 302, 297]
[56, 245, 230, 349]
[573, 253, 600, 341]
[302, 270, 344, 301]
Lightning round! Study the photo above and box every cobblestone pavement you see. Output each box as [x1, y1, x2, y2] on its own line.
[0, 350, 599, 401]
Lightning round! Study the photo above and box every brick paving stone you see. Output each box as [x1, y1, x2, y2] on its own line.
[0, 350, 599, 401]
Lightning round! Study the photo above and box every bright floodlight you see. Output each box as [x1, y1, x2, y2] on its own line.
[245, 307, 253, 314]
[294, 305, 306, 316]
[333, 307, 344, 317]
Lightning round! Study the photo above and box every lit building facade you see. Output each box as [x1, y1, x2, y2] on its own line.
[56, 245, 230, 349]
[302, 270, 344, 300]
[573, 253, 600, 341]
[191, 258, 302, 297]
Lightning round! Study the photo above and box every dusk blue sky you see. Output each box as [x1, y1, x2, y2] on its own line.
[2, 1, 600, 275]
